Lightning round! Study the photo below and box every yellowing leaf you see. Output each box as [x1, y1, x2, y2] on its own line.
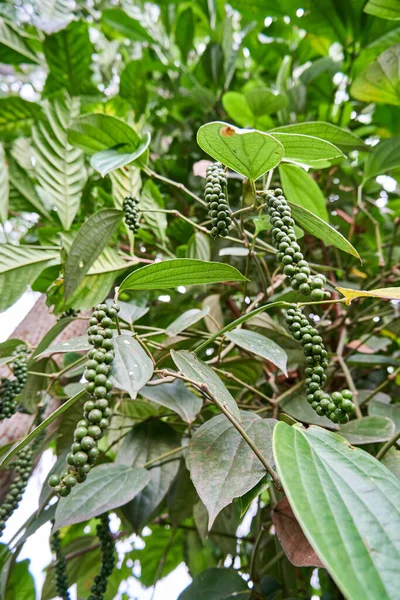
[336, 286, 400, 305]
[350, 267, 368, 279]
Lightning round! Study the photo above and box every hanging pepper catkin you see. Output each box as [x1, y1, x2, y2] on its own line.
[263, 188, 331, 300]
[205, 162, 232, 238]
[49, 302, 119, 497]
[285, 305, 355, 423]
[50, 526, 71, 600]
[123, 196, 140, 233]
[88, 513, 116, 600]
[0, 345, 28, 421]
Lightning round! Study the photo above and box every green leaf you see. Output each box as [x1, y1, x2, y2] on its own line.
[110, 334, 154, 399]
[270, 121, 366, 151]
[364, 0, 400, 20]
[369, 399, 400, 432]
[68, 113, 141, 155]
[339, 416, 395, 444]
[351, 44, 400, 106]
[140, 179, 168, 243]
[363, 137, 400, 181]
[273, 422, 400, 600]
[110, 164, 142, 210]
[171, 350, 241, 422]
[187, 232, 211, 262]
[113, 299, 149, 326]
[90, 132, 150, 177]
[4, 559, 35, 600]
[140, 379, 202, 423]
[0, 389, 86, 469]
[382, 448, 400, 479]
[119, 258, 246, 293]
[166, 307, 210, 336]
[33, 92, 87, 230]
[197, 121, 284, 181]
[118, 420, 181, 531]
[0, 97, 42, 140]
[178, 568, 250, 600]
[175, 7, 194, 62]
[225, 329, 288, 376]
[54, 463, 150, 529]
[279, 163, 329, 222]
[0, 17, 39, 65]
[42, 534, 100, 600]
[8, 157, 50, 218]
[129, 526, 185, 587]
[29, 317, 75, 363]
[0, 339, 26, 358]
[0, 245, 59, 313]
[288, 201, 361, 259]
[280, 385, 334, 427]
[270, 133, 344, 167]
[188, 412, 276, 527]
[0, 144, 8, 223]
[43, 20, 94, 95]
[222, 89, 285, 128]
[119, 61, 148, 117]
[221, 92, 256, 128]
[35, 334, 89, 358]
[101, 8, 153, 43]
[64, 209, 123, 298]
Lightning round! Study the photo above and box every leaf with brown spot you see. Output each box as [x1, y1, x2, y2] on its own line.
[272, 497, 324, 567]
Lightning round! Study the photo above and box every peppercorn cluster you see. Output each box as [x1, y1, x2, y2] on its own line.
[205, 162, 232, 238]
[0, 345, 28, 421]
[285, 305, 355, 423]
[50, 527, 70, 600]
[263, 189, 330, 300]
[88, 513, 116, 600]
[0, 446, 33, 537]
[123, 196, 140, 233]
[49, 302, 119, 498]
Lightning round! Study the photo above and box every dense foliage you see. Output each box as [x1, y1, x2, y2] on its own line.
[0, 1, 400, 599]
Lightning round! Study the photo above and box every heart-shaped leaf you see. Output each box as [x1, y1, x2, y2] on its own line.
[54, 463, 150, 529]
[274, 422, 400, 600]
[197, 121, 284, 181]
[188, 413, 276, 527]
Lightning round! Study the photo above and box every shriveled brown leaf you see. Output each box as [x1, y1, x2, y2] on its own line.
[272, 496, 324, 567]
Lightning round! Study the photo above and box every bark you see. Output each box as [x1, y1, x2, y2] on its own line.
[0, 295, 88, 499]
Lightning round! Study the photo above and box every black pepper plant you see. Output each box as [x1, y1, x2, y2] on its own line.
[0, 2, 399, 600]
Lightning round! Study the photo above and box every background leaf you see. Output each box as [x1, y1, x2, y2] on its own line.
[364, 0, 400, 21]
[141, 379, 202, 424]
[270, 121, 365, 151]
[64, 209, 122, 298]
[178, 568, 250, 600]
[68, 113, 141, 155]
[0, 144, 8, 222]
[118, 420, 181, 531]
[279, 163, 329, 221]
[351, 45, 400, 105]
[32, 92, 86, 230]
[166, 308, 210, 336]
[338, 416, 395, 444]
[0, 245, 59, 313]
[271, 133, 344, 166]
[225, 329, 288, 376]
[363, 137, 400, 181]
